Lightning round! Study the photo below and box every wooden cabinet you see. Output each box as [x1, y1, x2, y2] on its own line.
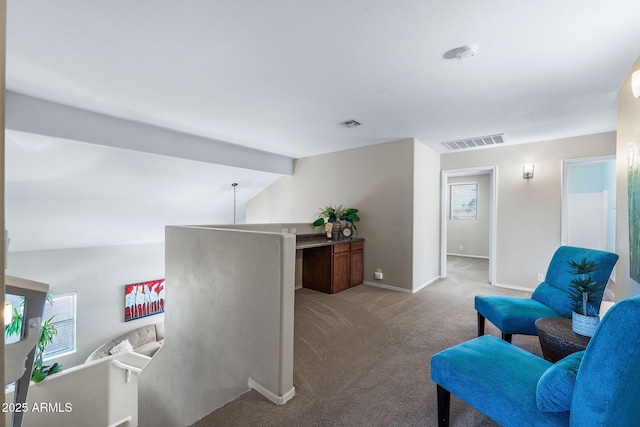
[302, 240, 365, 294]
[350, 240, 364, 287]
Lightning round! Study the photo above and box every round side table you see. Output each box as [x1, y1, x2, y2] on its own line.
[535, 317, 591, 363]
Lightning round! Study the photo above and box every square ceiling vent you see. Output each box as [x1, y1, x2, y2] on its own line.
[442, 133, 505, 151]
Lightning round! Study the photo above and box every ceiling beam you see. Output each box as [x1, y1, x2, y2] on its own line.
[6, 91, 293, 176]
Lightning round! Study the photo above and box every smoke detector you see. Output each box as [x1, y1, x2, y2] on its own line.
[454, 44, 479, 61]
[339, 119, 362, 128]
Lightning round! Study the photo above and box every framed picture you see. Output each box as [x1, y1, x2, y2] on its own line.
[629, 139, 640, 283]
[125, 279, 165, 322]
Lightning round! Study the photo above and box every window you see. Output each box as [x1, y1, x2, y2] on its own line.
[447, 182, 478, 221]
[41, 293, 76, 360]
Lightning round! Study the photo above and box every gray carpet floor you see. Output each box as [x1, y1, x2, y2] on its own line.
[191, 256, 548, 427]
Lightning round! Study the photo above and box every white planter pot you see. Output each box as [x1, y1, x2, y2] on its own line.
[572, 311, 599, 337]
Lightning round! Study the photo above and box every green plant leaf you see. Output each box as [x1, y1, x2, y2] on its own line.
[32, 371, 48, 383]
[5, 308, 23, 337]
[47, 363, 62, 375]
[312, 218, 325, 226]
[567, 258, 602, 315]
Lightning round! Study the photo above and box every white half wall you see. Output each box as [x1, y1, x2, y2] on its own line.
[138, 226, 295, 427]
[6, 243, 165, 368]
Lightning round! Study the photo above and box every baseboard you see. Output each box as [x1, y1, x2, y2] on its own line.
[248, 377, 296, 405]
[413, 276, 441, 293]
[363, 277, 441, 294]
[492, 282, 534, 293]
[363, 281, 413, 293]
[446, 253, 489, 259]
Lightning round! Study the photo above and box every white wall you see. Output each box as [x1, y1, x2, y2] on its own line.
[413, 139, 442, 290]
[441, 132, 616, 290]
[247, 138, 441, 292]
[6, 243, 165, 368]
[616, 55, 640, 299]
[139, 226, 295, 427]
[446, 174, 490, 258]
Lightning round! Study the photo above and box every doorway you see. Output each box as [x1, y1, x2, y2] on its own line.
[441, 166, 497, 284]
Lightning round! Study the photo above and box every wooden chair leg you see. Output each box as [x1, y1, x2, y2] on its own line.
[437, 385, 450, 427]
[477, 312, 485, 337]
[502, 332, 512, 343]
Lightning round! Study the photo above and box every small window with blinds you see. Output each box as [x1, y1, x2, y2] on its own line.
[42, 293, 76, 360]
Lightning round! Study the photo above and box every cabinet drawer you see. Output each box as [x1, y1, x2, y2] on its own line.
[350, 241, 364, 251]
[333, 243, 350, 254]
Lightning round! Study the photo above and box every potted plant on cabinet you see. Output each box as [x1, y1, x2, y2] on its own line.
[313, 205, 361, 239]
[313, 205, 346, 238]
[567, 258, 605, 337]
[339, 208, 360, 235]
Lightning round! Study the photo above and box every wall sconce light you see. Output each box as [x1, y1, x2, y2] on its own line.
[4, 301, 13, 325]
[632, 70, 640, 98]
[523, 164, 534, 179]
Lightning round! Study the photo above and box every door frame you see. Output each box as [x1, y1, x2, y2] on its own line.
[441, 165, 498, 284]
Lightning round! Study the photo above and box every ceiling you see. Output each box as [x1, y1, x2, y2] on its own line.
[6, 130, 282, 251]
[5, 1, 640, 251]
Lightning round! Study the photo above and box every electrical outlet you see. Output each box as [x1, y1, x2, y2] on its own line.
[282, 228, 288, 233]
[538, 273, 545, 282]
[374, 269, 383, 280]
[459, 245, 464, 250]
[291, 228, 297, 234]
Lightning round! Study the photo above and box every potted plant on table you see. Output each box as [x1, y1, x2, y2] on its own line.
[567, 258, 605, 337]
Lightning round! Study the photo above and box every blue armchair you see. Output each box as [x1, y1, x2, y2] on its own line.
[475, 246, 618, 342]
[431, 294, 640, 426]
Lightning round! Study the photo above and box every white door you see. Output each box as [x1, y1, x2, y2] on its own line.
[567, 191, 608, 250]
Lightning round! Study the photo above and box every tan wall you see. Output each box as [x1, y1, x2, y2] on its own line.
[247, 138, 441, 292]
[616, 56, 640, 299]
[442, 132, 616, 289]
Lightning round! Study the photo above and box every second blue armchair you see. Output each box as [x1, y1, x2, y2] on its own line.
[475, 246, 618, 342]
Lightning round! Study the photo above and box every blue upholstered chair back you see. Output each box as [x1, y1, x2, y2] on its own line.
[571, 294, 640, 425]
[531, 246, 619, 317]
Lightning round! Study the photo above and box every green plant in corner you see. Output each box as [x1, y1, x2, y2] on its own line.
[567, 258, 603, 316]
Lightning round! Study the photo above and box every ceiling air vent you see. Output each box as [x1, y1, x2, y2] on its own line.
[339, 119, 362, 128]
[442, 133, 505, 151]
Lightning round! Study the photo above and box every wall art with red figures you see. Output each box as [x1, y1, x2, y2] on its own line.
[124, 279, 165, 322]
